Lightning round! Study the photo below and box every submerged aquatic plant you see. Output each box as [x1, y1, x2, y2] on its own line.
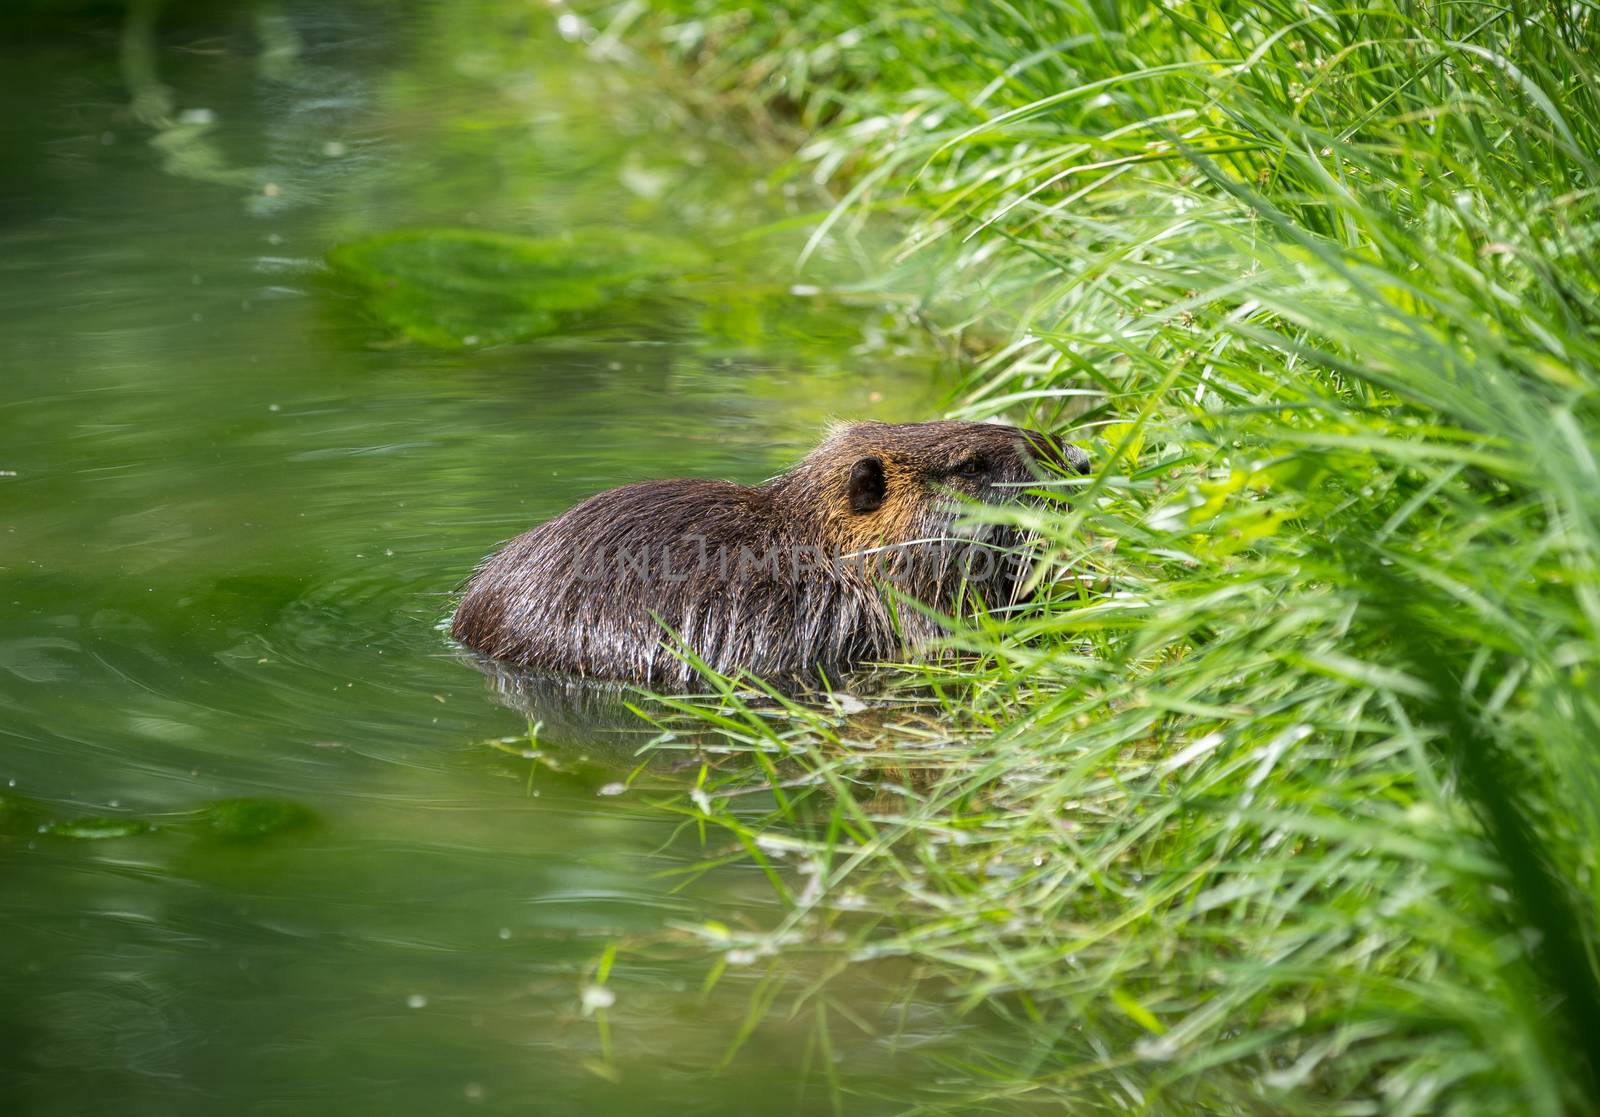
[583, 0, 1600, 1112]
[328, 227, 704, 347]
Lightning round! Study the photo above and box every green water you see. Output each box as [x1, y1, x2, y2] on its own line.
[0, 4, 953, 1113]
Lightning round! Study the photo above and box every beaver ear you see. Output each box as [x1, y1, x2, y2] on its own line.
[847, 456, 887, 514]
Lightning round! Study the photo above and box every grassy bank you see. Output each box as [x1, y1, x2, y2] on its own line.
[588, 3, 1600, 1113]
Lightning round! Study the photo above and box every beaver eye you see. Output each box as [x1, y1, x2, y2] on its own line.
[956, 456, 985, 477]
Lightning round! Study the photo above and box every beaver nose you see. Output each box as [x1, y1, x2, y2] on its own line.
[1058, 442, 1092, 476]
[1022, 431, 1092, 476]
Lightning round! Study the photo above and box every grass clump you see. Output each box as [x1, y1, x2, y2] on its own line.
[590, 2, 1600, 1113]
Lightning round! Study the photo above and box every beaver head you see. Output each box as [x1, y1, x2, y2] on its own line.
[773, 419, 1090, 603]
[778, 418, 1090, 537]
[452, 419, 1090, 691]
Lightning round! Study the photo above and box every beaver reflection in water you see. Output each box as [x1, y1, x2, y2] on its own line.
[452, 420, 1091, 691]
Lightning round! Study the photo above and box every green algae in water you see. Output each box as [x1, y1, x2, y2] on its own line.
[201, 798, 314, 841]
[44, 817, 153, 840]
[327, 227, 705, 347]
[0, 793, 43, 836]
[2, 794, 150, 840]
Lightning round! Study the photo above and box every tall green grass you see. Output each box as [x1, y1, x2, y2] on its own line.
[596, 2, 1600, 1112]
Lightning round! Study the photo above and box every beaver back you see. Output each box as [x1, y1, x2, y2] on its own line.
[451, 478, 896, 689]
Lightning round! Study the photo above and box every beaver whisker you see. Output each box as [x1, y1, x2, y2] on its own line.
[838, 533, 1001, 560]
[991, 478, 1092, 489]
[1006, 529, 1042, 609]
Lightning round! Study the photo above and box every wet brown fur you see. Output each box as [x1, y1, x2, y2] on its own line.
[451, 420, 1089, 691]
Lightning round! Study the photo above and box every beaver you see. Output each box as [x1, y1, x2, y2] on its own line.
[451, 420, 1090, 691]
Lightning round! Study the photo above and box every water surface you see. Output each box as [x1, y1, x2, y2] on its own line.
[0, 3, 953, 1112]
